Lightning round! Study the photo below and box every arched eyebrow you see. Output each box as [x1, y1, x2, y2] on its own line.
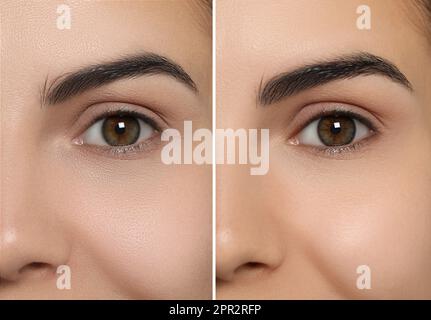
[42, 52, 198, 106]
[258, 52, 412, 106]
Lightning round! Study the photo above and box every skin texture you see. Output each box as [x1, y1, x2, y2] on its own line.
[216, 0, 431, 299]
[0, 0, 211, 299]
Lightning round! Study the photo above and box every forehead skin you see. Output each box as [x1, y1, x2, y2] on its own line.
[217, 0, 430, 108]
[1, 0, 211, 105]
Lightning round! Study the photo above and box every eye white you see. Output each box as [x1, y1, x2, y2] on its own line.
[82, 117, 155, 146]
[296, 117, 370, 146]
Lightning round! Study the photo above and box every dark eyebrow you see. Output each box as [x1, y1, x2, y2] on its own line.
[43, 53, 198, 105]
[258, 52, 412, 106]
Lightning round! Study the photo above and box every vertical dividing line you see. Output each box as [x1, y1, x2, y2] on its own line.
[212, 0, 217, 301]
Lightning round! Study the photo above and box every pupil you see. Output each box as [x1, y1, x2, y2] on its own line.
[115, 121, 126, 135]
[330, 121, 341, 134]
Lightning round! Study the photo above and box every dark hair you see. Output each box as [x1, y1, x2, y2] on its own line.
[201, 0, 212, 12]
[416, 0, 431, 36]
[420, 0, 431, 16]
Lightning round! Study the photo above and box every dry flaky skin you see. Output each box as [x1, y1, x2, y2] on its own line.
[0, 0, 212, 299]
[216, 0, 431, 299]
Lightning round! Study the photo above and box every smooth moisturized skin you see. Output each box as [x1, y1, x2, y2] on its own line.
[0, 1, 211, 299]
[216, 0, 431, 298]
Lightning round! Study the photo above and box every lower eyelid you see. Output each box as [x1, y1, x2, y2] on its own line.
[304, 131, 380, 159]
[74, 131, 163, 160]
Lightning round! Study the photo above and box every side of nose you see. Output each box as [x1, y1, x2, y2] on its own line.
[216, 167, 285, 282]
[1, 143, 71, 283]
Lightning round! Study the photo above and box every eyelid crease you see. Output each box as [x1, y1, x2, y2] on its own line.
[70, 103, 167, 139]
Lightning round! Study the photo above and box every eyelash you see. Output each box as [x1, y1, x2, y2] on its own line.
[290, 109, 380, 157]
[73, 106, 164, 159]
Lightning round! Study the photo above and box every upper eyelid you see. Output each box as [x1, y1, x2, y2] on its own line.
[301, 110, 377, 132]
[88, 110, 162, 132]
[70, 102, 168, 139]
[84, 95, 172, 125]
[287, 101, 385, 138]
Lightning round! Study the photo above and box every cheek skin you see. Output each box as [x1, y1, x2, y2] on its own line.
[35, 149, 212, 299]
[270, 122, 431, 298]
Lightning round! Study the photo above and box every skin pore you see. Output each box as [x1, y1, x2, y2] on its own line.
[0, 0, 211, 299]
[216, 0, 431, 299]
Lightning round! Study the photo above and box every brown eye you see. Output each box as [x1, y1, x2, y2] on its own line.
[102, 115, 140, 146]
[317, 115, 355, 146]
[295, 112, 372, 148]
[81, 113, 156, 147]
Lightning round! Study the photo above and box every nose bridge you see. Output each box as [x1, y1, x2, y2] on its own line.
[1, 105, 37, 230]
[216, 165, 285, 281]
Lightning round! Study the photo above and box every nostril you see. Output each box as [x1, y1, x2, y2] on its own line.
[245, 262, 265, 268]
[18, 262, 55, 279]
[19, 262, 49, 273]
[235, 261, 267, 275]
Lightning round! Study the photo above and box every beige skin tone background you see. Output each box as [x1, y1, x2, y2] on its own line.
[0, 1, 212, 299]
[216, 0, 431, 299]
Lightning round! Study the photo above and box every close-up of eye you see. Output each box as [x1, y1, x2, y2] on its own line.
[294, 111, 375, 148]
[80, 112, 158, 147]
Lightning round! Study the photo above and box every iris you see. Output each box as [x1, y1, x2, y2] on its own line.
[102, 115, 141, 146]
[317, 115, 356, 146]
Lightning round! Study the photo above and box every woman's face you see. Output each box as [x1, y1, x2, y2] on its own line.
[216, 0, 431, 299]
[1, 1, 211, 299]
